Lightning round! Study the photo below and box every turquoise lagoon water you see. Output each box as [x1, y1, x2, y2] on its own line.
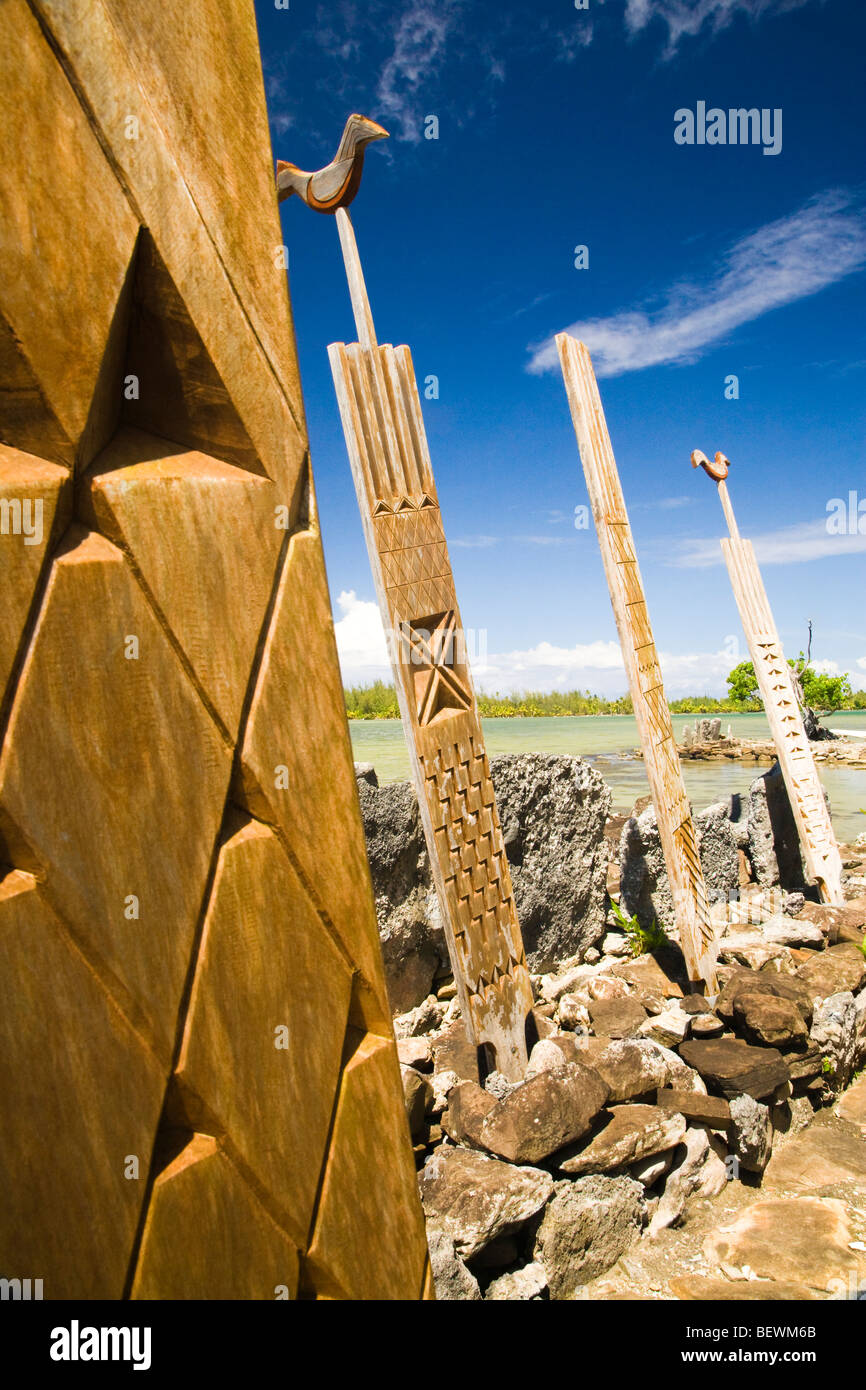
[349, 711, 866, 843]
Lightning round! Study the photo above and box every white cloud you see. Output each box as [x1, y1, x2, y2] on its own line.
[672, 518, 866, 568]
[809, 658, 841, 675]
[334, 590, 740, 696]
[625, 0, 813, 56]
[857, 657, 866, 671]
[528, 191, 866, 377]
[333, 590, 390, 679]
[376, 1, 460, 142]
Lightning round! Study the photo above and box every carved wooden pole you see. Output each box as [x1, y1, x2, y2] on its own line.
[557, 336, 718, 990]
[278, 119, 534, 1078]
[691, 450, 844, 904]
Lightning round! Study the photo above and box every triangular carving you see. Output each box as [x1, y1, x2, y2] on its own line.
[0, 311, 73, 466]
[121, 232, 266, 477]
[83, 427, 281, 739]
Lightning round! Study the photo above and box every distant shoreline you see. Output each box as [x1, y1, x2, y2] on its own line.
[346, 708, 866, 721]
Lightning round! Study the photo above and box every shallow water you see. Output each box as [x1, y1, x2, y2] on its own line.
[349, 711, 866, 843]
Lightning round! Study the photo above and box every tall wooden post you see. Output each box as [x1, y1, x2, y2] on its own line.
[277, 120, 534, 1078]
[557, 336, 718, 990]
[692, 450, 844, 904]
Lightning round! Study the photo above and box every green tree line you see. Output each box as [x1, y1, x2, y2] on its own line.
[344, 668, 866, 719]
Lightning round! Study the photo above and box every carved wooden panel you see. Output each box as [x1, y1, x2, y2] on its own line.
[0, 0, 429, 1301]
[721, 537, 843, 904]
[556, 334, 718, 989]
[330, 341, 534, 1078]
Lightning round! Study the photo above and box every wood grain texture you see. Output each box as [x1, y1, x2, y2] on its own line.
[1, 0, 429, 1300]
[720, 534, 843, 903]
[557, 335, 718, 990]
[330, 339, 534, 1078]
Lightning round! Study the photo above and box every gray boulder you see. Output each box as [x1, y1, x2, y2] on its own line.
[418, 1146, 554, 1260]
[747, 763, 828, 891]
[356, 754, 612, 1010]
[532, 1175, 646, 1298]
[619, 800, 738, 928]
[728, 1094, 773, 1173]
[425, 1224, 482, 1300]
[485, 1261, 548, 1301]
[810, 991, 858, 1092]
[488, 754, 611, 970]
[355, 770, 446, 1014]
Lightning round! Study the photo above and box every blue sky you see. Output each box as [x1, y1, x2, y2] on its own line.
[256, 0, 866, 697]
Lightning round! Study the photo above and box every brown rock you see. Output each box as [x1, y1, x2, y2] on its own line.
[681, 993, 712, 1015]
[716, 968, 813, 1026]
[797, 944, 866, 999]
[704, 1198, 866, 1293]
[785, 1048, 824, 1083]
[678, 1039, 790, 1100]
[588, 997, 648, 1039]
[557, 1104, 686, 1175]
[433, 1020, 479, 1083]
[593, 1038, 704, 1101]
[532, 1033, 585, 1067]
[837, 1073, 866, 1131]
[655, 1088, 731, 1129]
[611, 955, 684, 998]
[478, 1063, 609, 1165]
[441, 1081, 497, 1148]
[397, 1036, 433, 1071]
[762, 1115, 866, 1191]
[689, 1013, 725, 1038]
[585, 975, 632, 1002]
[797, 895, 866, 945]
[732, 992, 809, 1048]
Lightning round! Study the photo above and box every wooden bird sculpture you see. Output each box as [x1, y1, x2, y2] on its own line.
[276, 114, 388, 213]
[691, 449, 731, 481]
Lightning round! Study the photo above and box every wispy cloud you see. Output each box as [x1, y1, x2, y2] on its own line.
[376, 0, 462, 142]
[634, 495, 694, 511]
[451, 534, 500, 548]
[625, 0, 815, 57]
[672, 518, 866, 568]
[528, 191, 866, 377]
[515, 535, 579, 547]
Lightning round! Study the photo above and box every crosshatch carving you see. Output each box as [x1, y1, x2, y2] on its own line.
[407, 610, 473, 726]
[690, 449, 844, 907]
[330, 338, 535, 1079]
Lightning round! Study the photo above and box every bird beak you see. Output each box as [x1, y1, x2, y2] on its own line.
[350, 114, 389, 144]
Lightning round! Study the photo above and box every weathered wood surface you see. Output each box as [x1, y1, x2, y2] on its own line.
[330, 337, 534, 1079]
[557, 335, 718, 990]
[692, 451, 844, 905]
[0, 6, 428, 1301]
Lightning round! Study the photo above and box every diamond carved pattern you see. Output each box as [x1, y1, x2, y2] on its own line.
[0, 0, 428, 1302]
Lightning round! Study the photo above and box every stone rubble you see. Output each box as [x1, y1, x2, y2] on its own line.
[362, 758, 866, 1299]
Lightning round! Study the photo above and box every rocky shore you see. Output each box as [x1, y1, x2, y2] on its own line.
[665, 718, 866, 768]
[356, 753, 866, 1300]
